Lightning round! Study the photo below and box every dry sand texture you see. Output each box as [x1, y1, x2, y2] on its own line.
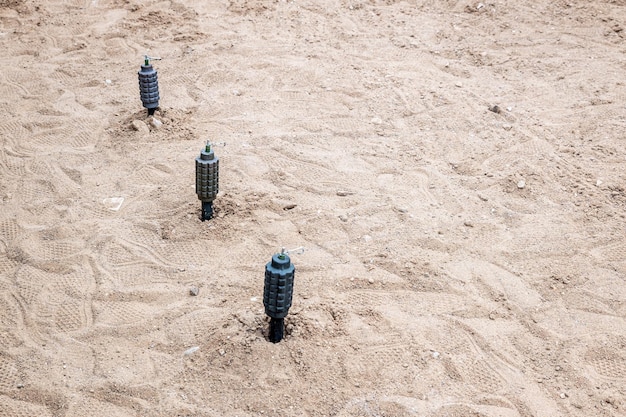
[1, 0, 626, 416]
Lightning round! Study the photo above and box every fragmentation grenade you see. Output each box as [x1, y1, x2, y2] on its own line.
[263, 249, 296, 343]
[138, 55, 160, 116]
[195, 141, 219, 220]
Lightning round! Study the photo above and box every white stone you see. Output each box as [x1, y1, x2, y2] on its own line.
[183, 346, 199, 356]
[102, 197, 124, 211]
[150, 117, 162, 128]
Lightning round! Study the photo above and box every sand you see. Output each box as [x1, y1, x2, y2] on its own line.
[1, 0, 625, 416]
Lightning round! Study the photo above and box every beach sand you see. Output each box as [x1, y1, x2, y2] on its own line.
[1, 0, 625, 415]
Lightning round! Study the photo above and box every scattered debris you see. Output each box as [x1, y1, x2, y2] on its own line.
[336, 190, 354, 196]
[102, 197, 124, 211]
[183, 346, 199, 356]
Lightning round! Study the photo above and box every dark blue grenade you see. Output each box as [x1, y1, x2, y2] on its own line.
[195, 141, 219, 220]
[263, 250, 295, 343]
[138, 56, 160, 116]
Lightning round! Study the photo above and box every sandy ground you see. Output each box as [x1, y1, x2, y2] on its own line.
[1, 0, 626, 416]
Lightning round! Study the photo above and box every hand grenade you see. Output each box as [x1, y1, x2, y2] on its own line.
[195, 141, 219, 220]
[138, 55, 160, 116]
[263, 248, 296, 343]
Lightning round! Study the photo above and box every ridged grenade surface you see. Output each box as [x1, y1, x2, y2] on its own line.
[264, 254, 295, 319]
[138, 64, 159, 110]
[195, 149, 219, 202]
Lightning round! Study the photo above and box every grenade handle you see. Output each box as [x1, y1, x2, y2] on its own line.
[204, 140, 226, 152]
[144, 54, 162, 65]
[278, 246, 305, 259]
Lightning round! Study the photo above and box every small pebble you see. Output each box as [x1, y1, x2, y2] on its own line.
[150, 117, 162, 128]
[131, 120, 149, 133]
[189, 286, 199, 296]
[464, 221, 474, 227]
[368, 278, 374, 284]
[219, 349, 226, 356]
[183, 346, 200, 356]
[517, 179, 526, 189]
[338, 214, 348, 222]
[371, 117, 382, 125]
[455, 81, 463, 88]
[489, 105, 502, 114]
[432, 351, 440, 359]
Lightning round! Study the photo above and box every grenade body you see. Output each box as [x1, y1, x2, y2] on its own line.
[195, 146, 219, 220]
[264, 253, 295, 343]
[264, 253, 295, 319]
[138, 63, 159, 115]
